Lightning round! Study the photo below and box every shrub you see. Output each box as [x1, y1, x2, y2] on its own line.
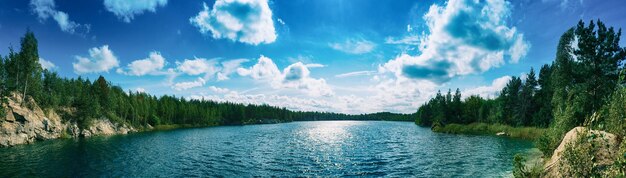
[560, 130, 597, 177]
[149, 114, 161, 126]
[513, 154, 542, 178]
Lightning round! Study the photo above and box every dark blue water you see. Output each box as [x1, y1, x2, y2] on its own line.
[0, 121, 533, 177]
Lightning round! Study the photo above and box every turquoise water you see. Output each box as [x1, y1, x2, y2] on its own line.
[0, 121, 533, 177]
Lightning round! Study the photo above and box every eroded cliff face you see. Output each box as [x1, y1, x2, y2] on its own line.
[0, 94, 135, 147]
[81, 118, 135, 137]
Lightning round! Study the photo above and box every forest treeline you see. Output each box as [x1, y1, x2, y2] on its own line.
[0, 30, 412, 129]
[414, 65, 553, 127]
[415, 20, 626, 157]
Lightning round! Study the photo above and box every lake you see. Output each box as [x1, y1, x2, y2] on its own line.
[0, 121, 533, 177]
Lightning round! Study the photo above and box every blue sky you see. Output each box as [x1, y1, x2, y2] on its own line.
[0, 0, 625, 113]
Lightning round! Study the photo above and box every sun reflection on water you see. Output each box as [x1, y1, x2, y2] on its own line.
[304, 121, 361, 144]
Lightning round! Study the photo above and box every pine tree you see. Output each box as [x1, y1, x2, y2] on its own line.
[0, 55, 7, 116]
[573, 20, 626, 115]
[17, 30, 43, 104]
[452, 88, 463, 123]
[519, 68, 538, 126]
[533, 64, 553, 127]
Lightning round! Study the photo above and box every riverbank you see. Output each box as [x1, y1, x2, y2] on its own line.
[432, 123, 546, 140]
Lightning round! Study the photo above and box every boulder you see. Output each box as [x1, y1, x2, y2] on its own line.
[543, 127, 620, 177]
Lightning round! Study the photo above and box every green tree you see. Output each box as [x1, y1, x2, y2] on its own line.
[519, 68, 538, 126]
[533, 64, 553, 127]
[500, 76, 522, 125]
[573, 20, 626, 115]
[452, 88, 463, 123]
[5, 47, 20, 93]
[462, 95, 483, 123]
[17, 30, 43, 103]
[93, 76, 113, 112]
[0, 55, 7, 116]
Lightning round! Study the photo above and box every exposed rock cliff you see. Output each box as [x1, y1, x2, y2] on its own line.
[81, 118, 135, 137]
[0, 94, 135, 147]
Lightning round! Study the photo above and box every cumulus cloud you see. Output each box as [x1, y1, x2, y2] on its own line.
[208, 86, 231, 94]
[217, 58, 248, 81]
[176, 58, 219, 77]
[117, 51, 166, 76]
[237, 56, 333, 97]
[190, 0, 277, 45]
[168, 58, 250, 90]
[190, 77, 437, 114]
[463, 76, 512, 99]
[191, 92, 338, 112]
[236, 55, 280, 81]
[73, 45, 120, 74]
[369, 77, 438, 113]
[172, 77, 206, 91]
[30, 0, 89, 34]
[104, 0, 167, 23]
[39, 58, 56, 70]
[330, 38, 376, 54]
[380, 0, 529, 83]
[282, 62, 334, 97]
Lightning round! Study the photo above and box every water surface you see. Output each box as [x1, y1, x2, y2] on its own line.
[0, 121, 533, 177]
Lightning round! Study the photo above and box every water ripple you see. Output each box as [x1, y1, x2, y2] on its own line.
[0, 121, 533, 177]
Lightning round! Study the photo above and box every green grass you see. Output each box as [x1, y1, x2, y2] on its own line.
[432, 123, 546, 140]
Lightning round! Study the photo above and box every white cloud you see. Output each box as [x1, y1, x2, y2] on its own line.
[236, 55, 281, 81]
[135, 87, 146, 93]
[167, 58, 252, 90]
[73, 45, 120, 74]
[191, 92, 338, 112]
[385, 35, 421, 45]
[104, 0, 167, 23]
[463, 76, 511, 99]
[542, 0, 584, 11]
[176, 58, 219, 77]
[380, 0, 529, 83]
[190, 76, 437, 114]
[117, 51, 166, 76]
[330, 38, 376, 54]
[30, 0, 89, 34]
[369, 77, 438, 113]
[237, 55, 333, 97]
[282, 62, 334, 97]
[304, 63, 325, 68]
[208, 86, 231, 94]
[217, 58, 248, 81]
[190, 0, 277, 45]
[172, 77, 206, 91]
[39, 58, 56, 70]
[335, 70, 375, 78]
[277, 18, 285, 25]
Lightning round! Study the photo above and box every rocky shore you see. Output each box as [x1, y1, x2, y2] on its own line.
[0, 94, 135, 147]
